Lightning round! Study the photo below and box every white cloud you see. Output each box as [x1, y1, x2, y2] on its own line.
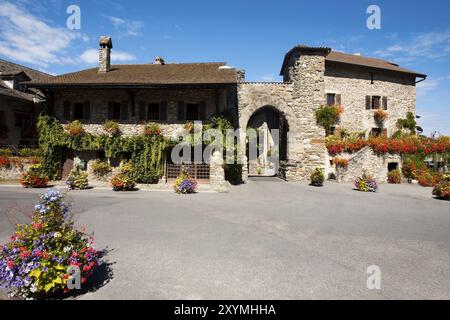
[80, 48, 136, 65]
[0, 1, 88, 67]
[375, 30, 450, 62]
[107, 16, 143, 37]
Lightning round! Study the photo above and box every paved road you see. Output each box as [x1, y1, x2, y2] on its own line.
[0, 180, 449, 300]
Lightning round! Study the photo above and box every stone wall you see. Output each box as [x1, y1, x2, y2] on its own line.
[332, 147, 402, 183]
[324, 63, 417, 137]
[0, 159, 35, 180]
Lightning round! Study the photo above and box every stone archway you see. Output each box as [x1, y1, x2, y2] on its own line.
[245, 106, 289, 177]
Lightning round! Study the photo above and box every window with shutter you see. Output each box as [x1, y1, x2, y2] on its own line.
[382, 96, 388, 110]
[371, 96, 381, 110]
[121, 101, 128, 121]
[336, 94, 342, 106]
[365, 96, 371, 110]
[326, 94, 336, 107]
[138, 101, 146, 121]
[108, 102, 121, 120]
[371, 128, 382, 137]
[0, 111, 8, 138]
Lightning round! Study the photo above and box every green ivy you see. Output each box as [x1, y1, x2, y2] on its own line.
[37, 114, 169, 183]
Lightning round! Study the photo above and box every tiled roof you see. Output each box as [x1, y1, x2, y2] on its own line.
[27, 62, 238, 87]
[326, 51, 427, 78]
[0, 82, 36, 102]
[0, 59, 50, 80]
[280, 45, 426, 78]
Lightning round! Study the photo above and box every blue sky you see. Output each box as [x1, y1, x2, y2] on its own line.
[0, 0, 449, 135]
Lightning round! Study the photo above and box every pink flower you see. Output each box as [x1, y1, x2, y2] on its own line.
[6, 260, 15, 269]
[71, 251, 78, 258]
[32, 223, 42, 230]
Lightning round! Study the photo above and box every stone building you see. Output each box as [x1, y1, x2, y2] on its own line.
[0, 59, 49, 147]
[27, 39, 426, 185]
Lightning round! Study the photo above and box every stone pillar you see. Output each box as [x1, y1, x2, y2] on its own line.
[210, 151, 230, 193]
[241, 154, 249, 183]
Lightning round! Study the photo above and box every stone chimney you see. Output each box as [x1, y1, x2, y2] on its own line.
[153, 56, 165, 65]
[99, 36, 113, 73]
[236, 69, 246, 83]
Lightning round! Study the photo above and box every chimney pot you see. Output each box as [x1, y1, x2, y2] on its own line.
[153, 56, 165, 65]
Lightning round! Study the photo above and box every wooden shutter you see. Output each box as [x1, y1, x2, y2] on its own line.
[160, 101, 168, 121]
[177, 101, 185, 121]
[84, 101, 91, 120]
[138, 101, 146, 121]
[336, 94, 342, 106]
[365, 96, 371, 110]
[121, 101, 128, 121]
[199, 101, 207, 121]
[63, 101, 71, 120]
[382, 96, 388, 110]
[382, 128, 388, 137]
[107, 102, 114, 120]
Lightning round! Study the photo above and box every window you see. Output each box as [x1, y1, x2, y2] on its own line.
[326, 94, 336, 107]
[388, 163, 399, 172]
[0, 111, 7, 138]
[147, 103, 160, 120]
[371, 128, 382, 137]
[186, 104, 199, 121]
[73, 103, 84, 120]
[371, 96, 381, 109]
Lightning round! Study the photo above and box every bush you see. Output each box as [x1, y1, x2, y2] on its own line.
[310, 168, 325, 187]
[0, 148, 12, 157]
[374, 109, 388, 123]
[18, 148, 40, 158]
[333, 157, 349, 168]
[0, 189, 99, 299]
[224, 163, 243, 185]
[174, 172, 198, 194]
[354, 172, 378, 192]
[111, 173, 136, 191]
[144, 122, 161, 136]
[66, 121, 84, 137]
[387, 170, 402, 184]
[65, 168, 89, 190]
[433, 179, 449, 200]
[91, 160, 111, 180]
[316, 105, 344, 136]
[20, 164, 49, 188]
[103, 120, 120, 136]
[416, 169, 443, 187]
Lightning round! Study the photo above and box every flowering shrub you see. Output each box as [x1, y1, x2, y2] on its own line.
[0, 148, 13, 157]
[0, 189, 99, 299]
[20, 165, 49, 189]
[66, 121, 84, 137]
[416, 169, 443, 187]
[354, 172, 378, 192]
[387, 170, 402, 184]
[374, 109, 388, 123]
[144, 122, 162, 136]
[91, 160, 111, 180]
[310, 168, 325, 187]
[174, 172, 198, 194]
[65, 168, 89, 190]
[333, 157, 349, 168]
[0, 156, 11, 168]
[111, 173, 136, 191]
[433, 179, 449, 200]
[103, 120, 120, 136]
[316, 105, 343, 136]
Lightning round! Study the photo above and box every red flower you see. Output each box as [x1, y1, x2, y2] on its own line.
[6, 260, 15, 269]
[81, 277, 87, 284]
[32, 222, 42, 230]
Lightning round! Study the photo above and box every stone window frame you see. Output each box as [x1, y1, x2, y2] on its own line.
[366, 95, 388, 111]
[324, 90, 342, 107]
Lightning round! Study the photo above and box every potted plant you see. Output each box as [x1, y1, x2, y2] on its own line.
[354, 172, 378, 192]
[91, 160, 111, 180]
[174, 172, 198, 194]
[111, 173, 136, 191]
[433, 175, 449, 200]
[387, 169, 402, 184]
[20, 164, 49, 188]
[144, 122, 162, 136]
[310, 168, 325, 187]
[66, 167, 89, 190]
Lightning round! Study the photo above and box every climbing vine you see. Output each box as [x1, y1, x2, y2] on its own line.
[37, 114, 169, 183]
